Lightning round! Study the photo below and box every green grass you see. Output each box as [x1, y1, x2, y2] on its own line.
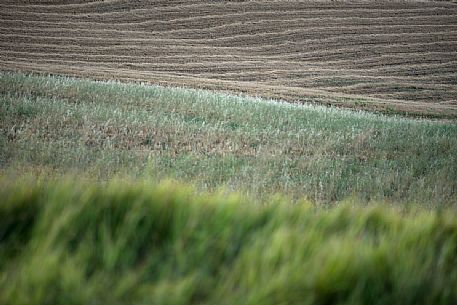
[1, 72, 457, 205]
[1, 177, 456, 305]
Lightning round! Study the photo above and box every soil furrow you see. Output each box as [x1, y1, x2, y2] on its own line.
[2, 0, 456, 117]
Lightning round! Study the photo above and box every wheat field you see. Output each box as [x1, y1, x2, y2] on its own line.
[1, 0, 457, 118]
[1, 177, 457, 305]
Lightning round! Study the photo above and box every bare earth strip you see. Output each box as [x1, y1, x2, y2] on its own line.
[1, 0, 457, 118]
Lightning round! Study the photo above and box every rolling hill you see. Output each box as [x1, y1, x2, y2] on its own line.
[1, 0, 457, 118]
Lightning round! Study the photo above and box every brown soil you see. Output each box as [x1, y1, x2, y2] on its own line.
[1, 0, 457, 118]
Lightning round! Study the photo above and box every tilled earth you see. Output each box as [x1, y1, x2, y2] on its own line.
[1, 0, 457, 117]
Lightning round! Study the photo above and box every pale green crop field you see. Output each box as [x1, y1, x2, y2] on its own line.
[1, 72, 456, 206]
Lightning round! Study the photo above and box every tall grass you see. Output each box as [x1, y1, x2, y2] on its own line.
[1, 72, 457, 205]
[0, 177, 456, 305]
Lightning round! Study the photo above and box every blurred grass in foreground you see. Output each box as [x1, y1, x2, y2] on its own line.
[1, 72, 457, 205]
[1, 177, 456, 305]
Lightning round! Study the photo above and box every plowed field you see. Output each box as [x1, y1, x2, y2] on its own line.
[1, 0, 457, 117]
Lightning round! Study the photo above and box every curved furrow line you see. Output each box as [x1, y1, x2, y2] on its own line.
[2, 31, 456, 50]
[3, 49, 456, 70]
[2, 0, 452, 14]
[2, 41, 456, 62]
[2, 5, 454, 20]
[2, 8, 456, 26]
[319, 59, 457, 71]
[3, 52, 456, 79]
[4, 24, 457, 42]
[323, 81, 457, 92]
[4, 0, 451, 10]
[193, 71, 457, 84]
[3, 15, 457, 32]
[195, 70, 457, 86]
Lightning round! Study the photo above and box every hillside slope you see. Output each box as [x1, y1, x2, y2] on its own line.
[2, 72, 457, 205]
[1, 0, 457, 117]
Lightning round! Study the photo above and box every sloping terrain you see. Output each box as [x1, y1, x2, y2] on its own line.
[1, 0, 457, 117]
[2, 73, 457, 204]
